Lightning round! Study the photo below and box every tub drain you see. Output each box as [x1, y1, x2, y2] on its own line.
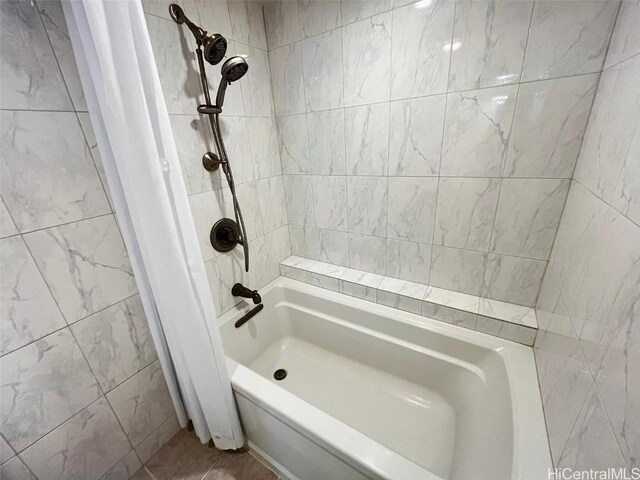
[273, 369, 287, 381]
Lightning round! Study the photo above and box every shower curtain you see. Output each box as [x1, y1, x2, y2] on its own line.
[62, 0, 244, 449]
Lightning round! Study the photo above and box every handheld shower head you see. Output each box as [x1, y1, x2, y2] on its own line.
[169, 4, 227, 65]
[215, 56, 249, 109]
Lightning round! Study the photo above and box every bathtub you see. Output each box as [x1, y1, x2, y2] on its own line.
[219, 277, 551, 480]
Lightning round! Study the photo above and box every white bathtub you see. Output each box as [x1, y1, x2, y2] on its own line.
[219, 277, 550, 480]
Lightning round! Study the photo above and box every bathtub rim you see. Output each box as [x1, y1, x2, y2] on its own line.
[218, 277, 552, 479]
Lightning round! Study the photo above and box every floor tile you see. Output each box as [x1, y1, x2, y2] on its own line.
[203, 452, 277, 480]
[145, 429, 222, 480]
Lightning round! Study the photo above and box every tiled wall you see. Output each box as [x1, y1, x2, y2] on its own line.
[0, 1, 180, 478]
[263, 0, 621, 307]
[534, 0, 639, 470]
[144, 0, 290, 317]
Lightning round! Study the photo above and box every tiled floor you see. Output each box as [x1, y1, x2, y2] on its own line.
[132, 429, 278, 480]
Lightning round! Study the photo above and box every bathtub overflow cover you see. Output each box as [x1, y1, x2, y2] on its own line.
[273, 369, 287, 381]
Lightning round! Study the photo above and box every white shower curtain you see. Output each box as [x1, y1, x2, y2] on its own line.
[62, 0, 244, 449]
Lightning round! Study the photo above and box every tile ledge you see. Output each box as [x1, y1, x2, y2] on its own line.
[279, 256, 538, 345]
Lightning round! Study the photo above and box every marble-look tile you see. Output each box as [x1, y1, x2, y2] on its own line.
[0, 455, 36, 480]
[558, 385, 626, 470]
[0, 0, 72, 110]
[238, 45, 275, 117]
[348, 234, 386, 275]
[550, 182, 607, 311]
[312, 176, 348, 231]
[134, 414, 181, 464]
[347, 176, 388, 237]
[142, 0, 180, 21]
[385, 239, 431, 285]
[145, 429, 221, 480]
[246, 117, 281, 180]
[390, 0, 454, 100]
[342, 0, 392, 25]
[280, 264, 308, 282]
[146, 13, 201, 115]
[441, 85, 518, 177]
[277, 114, 310, 174]
[423, 286, 480, 314]
[169, 115, 219, 196]
[570, 207, 640, 374]
[37, 0, 87, 111]
[308, 261, 347, 278]
[475, 316, 537, 345]
[388, 96, 445, 176]
[482, 253, 546, 307]
[202, 450, 277, 480]
[264, 0, 302, 49]
[185, 0, 233, 40]
[1, 111, 110, 232]
[317, 229, 349, 267]
[235, 182, 265, 241]
[205, 251, 244, 315]
[257, 176, 287, 234]
[430, 246, 486, 296]
[0, 329, 101, 452]
[106, 361, 175, 446]
[284, 175, 315, 226]
[342, 13, 391, 106]
[24, 215, 137, 323]
[299, 0, 341, 37]
[0, 198, 18, 239]
[0, 434, 14, 464]
[245, 235, 272, 291]
[288, 225, 320, 260]
[479, 298, 536, 328]
[377, 277, 428, 315]
[491, 179, 570, 260]
[307, 110, 346, 175]
[421, 302, 477, 330]
[301, 29, 343, 111]
[534, 330, 593, 464]
[534, 262, 576, 338]
[101, 451, 142, 480]
[505, 75, 598, 178]
[612, 124, 640, 225]
[265, 226, 291, 280]
[71, 295, 157, 392]
[76, 113, 114, 208]
[309, 271, 342, 292]
[387, 177, 438, 243]
[448, 0, 532, 91]
[604, 0, 640, 69]
[188, 190, 227, 262]
[595, 319, 639, 468]
[434, 178, 500, 251]
[20, 398, 130, 480]
[340, 268, 384, 302]
[345, 103, 389, 176]
[524, 0, 618, 80]
[269, 43, 306, 116]
[228, 0, 267, 50]
[217, 116, 255, 185]
[281, 256, 317, 269]
[574, 55, 640, 203]
[1, 236, 66, 356]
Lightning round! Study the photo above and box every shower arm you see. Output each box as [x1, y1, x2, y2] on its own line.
[195, 46, 250, 272]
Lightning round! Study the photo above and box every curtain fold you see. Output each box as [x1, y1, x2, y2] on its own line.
[62, 0, 243, 449]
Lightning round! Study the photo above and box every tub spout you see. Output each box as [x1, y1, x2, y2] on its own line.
[232, 283, 261, 304]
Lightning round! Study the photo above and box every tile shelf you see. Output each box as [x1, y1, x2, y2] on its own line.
[280, 255, 538, 346]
